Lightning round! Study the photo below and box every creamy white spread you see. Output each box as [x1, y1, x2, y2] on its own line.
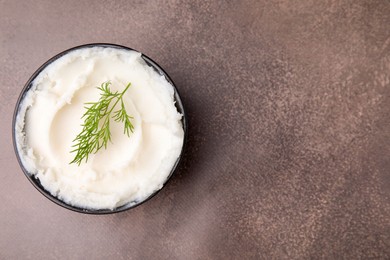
[15, 47, 184, 210]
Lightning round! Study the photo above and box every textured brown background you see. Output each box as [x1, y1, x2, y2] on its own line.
[0, 0, 389, 259]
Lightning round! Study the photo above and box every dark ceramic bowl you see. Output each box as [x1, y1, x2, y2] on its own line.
[12, 43, 187, 214]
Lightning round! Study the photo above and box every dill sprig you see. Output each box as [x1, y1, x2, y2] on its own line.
[70, 81, 134, 165]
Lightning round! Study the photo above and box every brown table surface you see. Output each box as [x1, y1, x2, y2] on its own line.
[1, 0, 389, 259]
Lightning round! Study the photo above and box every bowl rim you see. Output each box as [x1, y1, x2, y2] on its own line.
[12, 43, 188, 214]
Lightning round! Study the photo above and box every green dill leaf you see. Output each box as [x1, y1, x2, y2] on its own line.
[69, 81, 134, 165]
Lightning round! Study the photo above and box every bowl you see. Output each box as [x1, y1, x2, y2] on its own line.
[12, 43, 187, 214]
